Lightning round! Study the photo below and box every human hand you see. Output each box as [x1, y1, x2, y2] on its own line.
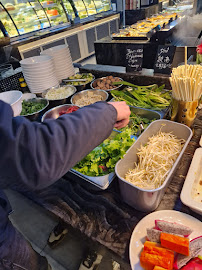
[108, 101, 131, 129]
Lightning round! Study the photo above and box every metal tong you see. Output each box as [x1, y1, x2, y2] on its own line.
[136, 121, 145, 137]
[63, 78, 87, 82]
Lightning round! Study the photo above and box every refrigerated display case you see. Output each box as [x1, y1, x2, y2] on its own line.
[63, 0, 87, 19]
[0, 0, 115, 63]
[0, 0, 112, 38]
[0, 0, 70, 38]
[38, 0, 68, 26]
[94, 0, 111, 13]
[0, 1, 51, 36]
[63, 0, 111, 20]
[0, 4, 20, 37]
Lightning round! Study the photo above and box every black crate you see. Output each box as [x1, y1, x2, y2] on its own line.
[0, 72, 24, 93]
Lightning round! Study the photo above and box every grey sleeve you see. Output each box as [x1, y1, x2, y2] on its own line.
[0, 101, 117, 191]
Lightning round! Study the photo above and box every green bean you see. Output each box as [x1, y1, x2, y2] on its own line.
[111, 83, 171, 110]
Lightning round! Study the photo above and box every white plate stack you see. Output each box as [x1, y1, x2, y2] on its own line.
[41, 45, 75, 82]
[20, 55, 59, 94]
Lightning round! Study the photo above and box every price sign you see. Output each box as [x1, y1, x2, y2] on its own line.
[125, 45, 144, 72]
[154, 45, 176, 75]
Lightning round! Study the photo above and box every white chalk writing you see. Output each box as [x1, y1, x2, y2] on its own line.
[126, 48, 143, 69]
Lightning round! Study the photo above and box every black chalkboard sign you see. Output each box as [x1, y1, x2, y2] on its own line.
[125, 45, 143, 72]
[154, 45, 176, 75]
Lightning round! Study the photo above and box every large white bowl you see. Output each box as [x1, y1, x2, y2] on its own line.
[21, 61, 53, 68]
[24, 73, 57, 81]
[56, 71, 74, 77]
[26, 83, 59, 90]
[23, 73, 56, 80]
[22, 66, 55, 73]
[56, 67, 74, 74]
[54, 62, 73, 68]
[26, 80, 59, 89]
[27, 80, 59, 89]
[0, 90, 22, 116]
[54, 59, 72, 65]
[20, 55, 53, 66]
[21, 64, 54, 73]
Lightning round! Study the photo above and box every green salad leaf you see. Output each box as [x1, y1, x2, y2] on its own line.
[73, 128, 135, 176]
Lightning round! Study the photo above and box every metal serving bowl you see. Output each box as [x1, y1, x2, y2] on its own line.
[41, 104, 78, 122]
[71, 89, 109, 107]
[40, 85, 76, 108]
[90, 76, 123, 91]
[21, 98, 49, 121]
[63, 73, 95, 92]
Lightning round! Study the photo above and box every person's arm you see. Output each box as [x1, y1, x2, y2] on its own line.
[0, 101, 117, 191]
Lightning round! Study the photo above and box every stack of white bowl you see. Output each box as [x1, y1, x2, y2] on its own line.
[41, 45, 75, 82]
[20, 55, 59, 94]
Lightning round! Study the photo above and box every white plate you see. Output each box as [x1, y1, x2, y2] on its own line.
[24, 74, 57, 81]
[20, 55, 53, 66]
[54, 59, 73, 65]
[129, 210, 202, 270]
[181, 148, 202, 214]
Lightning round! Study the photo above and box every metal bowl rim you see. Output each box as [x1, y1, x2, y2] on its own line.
[70, 89, 109, 106]
[42, 85, 77, 101]
[90, 76, 123, 91]
[41, 103, 77, 122]
[21, 97, 49, 116]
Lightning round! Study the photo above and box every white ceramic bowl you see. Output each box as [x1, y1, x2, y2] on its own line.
[54, 62, 73, 68]
[21, 62, 54, 69]
[21, 68, 54, 76]
[54, 59, 72, 65]
[0, 90, 22, 116]
[26, 80, 59, 89]
[28, 83, 59, 94]
[56, 68, 74, 74]
[20, 55, 53, 66]
[24, 74, 57, 80]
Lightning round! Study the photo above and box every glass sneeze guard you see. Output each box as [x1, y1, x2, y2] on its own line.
[38, 0, 69, 26]
[0, 4, 18, 37]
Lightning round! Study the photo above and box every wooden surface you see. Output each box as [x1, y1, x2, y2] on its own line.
[22, 108, 202, 261]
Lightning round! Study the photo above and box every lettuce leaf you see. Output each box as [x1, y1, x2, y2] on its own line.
[73, 128, 135, 176]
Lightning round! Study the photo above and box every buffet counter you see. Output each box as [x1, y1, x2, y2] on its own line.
[16, 69, 202, 267]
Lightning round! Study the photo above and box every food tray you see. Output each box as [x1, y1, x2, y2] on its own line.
[112, 35, 149, 41]
[130, 106, 161, 120]
[109, 88, 171, 119]
[110, 99, 168, 119]
[68, 170, 116, 190]
[180, 147, 202, 215]
[67, 130, 121, 190]
[115, 119, 192, 212]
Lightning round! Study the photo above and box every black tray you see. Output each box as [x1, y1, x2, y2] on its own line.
[112, 35, 149, 41]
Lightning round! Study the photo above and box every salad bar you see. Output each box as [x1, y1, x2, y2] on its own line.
[0, 45, 201, 269]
